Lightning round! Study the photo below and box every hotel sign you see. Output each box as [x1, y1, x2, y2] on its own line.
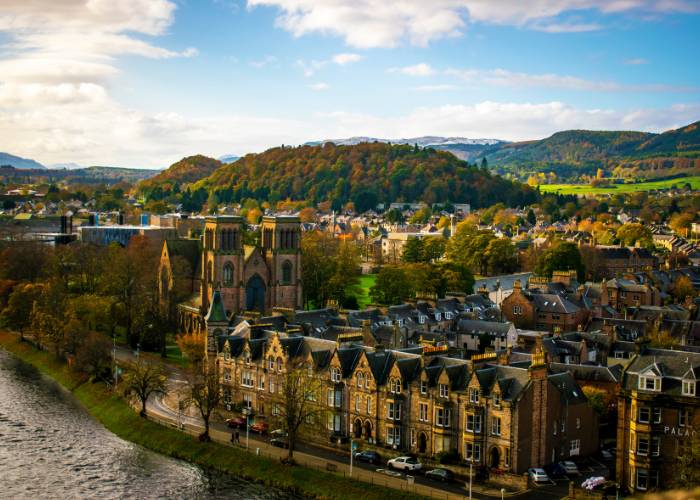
[423, 345, 448, 354]
[663, 426, 697, 438]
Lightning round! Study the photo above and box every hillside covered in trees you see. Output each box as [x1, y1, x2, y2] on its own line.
[140, 143, 539, 212]
[138, 155, 222, 196]
[482, 120, 700, 181]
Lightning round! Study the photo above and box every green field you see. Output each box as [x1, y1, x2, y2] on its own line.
[355, 274, 376, 308]
[538, 176, 700, 195]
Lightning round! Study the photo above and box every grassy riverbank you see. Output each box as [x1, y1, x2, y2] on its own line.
[0, 331, 422, 500]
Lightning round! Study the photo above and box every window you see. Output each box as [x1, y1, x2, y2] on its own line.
[491, 417, 501, 436]
[652, 407, 661, 424]
[224, 350, 230, 361]
[334, 390, 342, 408]
[272, 403, 280, 416]
[419, 315, 426, 324]
[244, 351, 251, 364]
[570, 439, 580, 456]
[561, 420, 566, 433]
[282, 261, 293, 285]
[682, 380, 696, 396]
[277, 357, 283, 372]
[465, 442, 481, 462]
[388, 401, 402, 420]
[223, 369, 231, 382]
[639, 375, 661, 392]
[387, 427, 401, 446]
[269, 378, 275, 393]
[466, 414, 482, 433]
[553, 420, 557, 435]
[305, 389, 316, 401]
[651, 436, 660, 457]
[366, 396, 372, 415]
[436, 408, 451, 427]
[419, 403, 429, 422]
[679, 410, 689, 427]
[331, 367, 341, 383]
[576, 417, 581, 430]
[223, 263, 233, 286]
[390, 378, 401, 394]
[439, 383, 449, 398]
[639, 407, 650, 423]
[504, 448, 511, 469]
[410, 429, 416, 446]
[258, 374, 265, 390]
[513, 305, 523, 315]
[469, 388, 480, 404]
[327, 389, 334, 407]
[636, 469, 648, 491]
[355, 394, 360, 412]
[357, 372, 364, 388]
[241, 371, 254, 387]
[637, 437, 649, 456]
[493, 393, 501, 408]
[243, 393, 252, 409]
[268, 356, 274, 370]
[420, 380, 427, 394]
[305, 414, 314, 424]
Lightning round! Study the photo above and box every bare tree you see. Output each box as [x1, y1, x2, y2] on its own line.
[276, 365, 327, 463]
[122, 358, 167, 417]
[186, 366, 223, 441]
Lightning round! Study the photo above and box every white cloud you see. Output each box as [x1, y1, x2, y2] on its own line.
[250, 55, 278, 68]
[625, 58, 649, 65]
[332, 53, 363, 65]
[247, 0, 699, 48]
[309, 82, 329, 91]
[412, 84, 460, 92]
[388, 63, 435, 77]
[445, 67, 697, 92]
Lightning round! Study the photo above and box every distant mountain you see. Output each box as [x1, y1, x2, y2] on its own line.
[47, 162, 83, 170]
[306, 136, 506, 161]
[0, 152, 45, 170]
[482, 121, 700, 180]
[218, 154, 240, 164]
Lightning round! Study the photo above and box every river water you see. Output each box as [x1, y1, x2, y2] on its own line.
[0, 348, 300, 499]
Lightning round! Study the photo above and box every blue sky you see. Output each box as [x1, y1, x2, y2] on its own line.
[1, 0, 699, 167]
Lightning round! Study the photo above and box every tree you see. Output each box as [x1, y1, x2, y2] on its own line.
[446, 224, 495, 276]
[298, 207, 317, 223]
[582, 386, 613, 420]
[534, 241, 585, 281]
[526, 209, 537, 226]
[422, 236, 446, 262]
[74, 332, 112, 381]
[676, 426, 700, 488]
[30, 279, 67, 357]
[122, 358, 167, 417]
[616, 223, 653, 248]
[370, 266, 413, 305]
[484, 238, 518, 274]
[0, 283, 44, 338]
[276, 365, 327, 462]
[186, 367, 223, 441]
[669, 212, 694, 236]
[401, 238, 425, 263]
[674, 275, 695, 302]
[175, 331, 206, 369]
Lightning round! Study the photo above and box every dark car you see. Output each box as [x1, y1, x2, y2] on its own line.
[354, 450, 382, 465]
[425, 468, 454, 483]
[270, 437, 289, 449]
[544, 462, 567, 478]
[226, 417, 246, 429]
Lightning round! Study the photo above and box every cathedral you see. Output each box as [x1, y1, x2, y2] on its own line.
[158, 215, 303, 333]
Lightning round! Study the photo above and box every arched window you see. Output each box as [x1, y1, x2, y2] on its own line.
[357, 372, 364, 388]
[282, 260, 293, 285]
[277, 357, 283, 372]
[223, 263, 234, 286]
[207, 261, 213, 284]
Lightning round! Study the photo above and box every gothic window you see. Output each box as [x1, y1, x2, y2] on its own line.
[282, 260, 293, 285]
[207, 261, 213, 284]
[223, 263, 234, 286]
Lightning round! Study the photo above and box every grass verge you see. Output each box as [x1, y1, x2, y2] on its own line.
[538, 175, 700, 195]
[355, 274, 376, 308]
[0, 331, 422, 500]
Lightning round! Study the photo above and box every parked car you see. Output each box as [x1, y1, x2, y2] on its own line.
[599, 449, 614, 460]
[270, 436, 289, 449]
[559, 461, 580, 475]
[226, 417, 246, 429]
[425, 468, 454, 483]
[249, 422, 269, 434]
[270, 429, 288, 438]
[528, 468, 550, 484]
[354, 450, 382, 465]
[544, 462, 567, 478]
[387, 456, 422, 472]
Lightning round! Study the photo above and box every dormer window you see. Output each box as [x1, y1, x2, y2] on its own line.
[639, 375, 661, 392]
[682, 379, 696, 396]
[439, 383, 449, 398]
[277, 357, 283, 372]
[390, 378, 401, 394]
[331, 367, 341, 383]
[397, 319, 403, 327]
[357, 372, 365, 387]
[435, 312, 442, 321]
[419, 315, 426, 324]
[445, 312, 452, 320]
[420, 380, 427, 394]
[493, 393, 501, 408]
[244, 351, 251, 364]
[469, 388, 480, 404]
[268, 356, 274, 370]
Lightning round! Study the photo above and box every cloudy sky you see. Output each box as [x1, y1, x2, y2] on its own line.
[1, 0, 699, 168]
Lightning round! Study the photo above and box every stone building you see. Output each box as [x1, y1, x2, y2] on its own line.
[616, 345, 700, 494]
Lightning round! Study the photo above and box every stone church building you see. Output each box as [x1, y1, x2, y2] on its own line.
[158, 214, 303, 333]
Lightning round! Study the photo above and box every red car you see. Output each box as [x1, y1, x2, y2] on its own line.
[226, 417, 246, 429]
[249, 422, 269, 434]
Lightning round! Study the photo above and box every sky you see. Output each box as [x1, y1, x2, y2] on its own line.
[1, 0, 699, 168]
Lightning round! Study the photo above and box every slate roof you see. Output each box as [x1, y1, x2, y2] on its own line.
[456, 319, 512, 335]
[623, 347, 700, 396]
[550, 362, 622, 384]
[530, 293, 581, 314]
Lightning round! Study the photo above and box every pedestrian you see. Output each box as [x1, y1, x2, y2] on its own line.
[235, 429, 240, 444]
[231, 432, 235, 444]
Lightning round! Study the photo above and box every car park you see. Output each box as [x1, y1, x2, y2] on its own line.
[354, 450, 382, 465]
[528, 468, 550, 484]
[425, 468, 454, 483]
[387, 456, 422, 472]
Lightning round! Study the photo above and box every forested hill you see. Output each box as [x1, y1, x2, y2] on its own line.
[483, 120, 700, 180]
[185, 142, 538, 211]
[139, 155, 222, 194]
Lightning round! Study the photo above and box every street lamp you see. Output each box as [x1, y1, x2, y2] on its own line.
[350, 438, 355, 477]
[500, 488, 505, 500]
[243, 407, 251, 450]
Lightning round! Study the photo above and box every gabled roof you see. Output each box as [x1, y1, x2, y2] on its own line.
[164, 238, 200, 277]
[205, 290, 228, 323]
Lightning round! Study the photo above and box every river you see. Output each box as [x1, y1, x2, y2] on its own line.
[0, 348, 301, 499]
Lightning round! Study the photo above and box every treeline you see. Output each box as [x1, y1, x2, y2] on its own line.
[139, 143, 539, 213]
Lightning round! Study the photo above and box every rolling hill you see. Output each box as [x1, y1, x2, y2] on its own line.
[138, 155, 222, 193]
[0, 152, 45, 170]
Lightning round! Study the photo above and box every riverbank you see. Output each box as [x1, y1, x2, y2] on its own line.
[0, 331, 423, 500]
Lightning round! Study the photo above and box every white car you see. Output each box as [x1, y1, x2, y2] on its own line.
[559, 461, 580, 475]
[528, 468, 550, 484]
[388, 456, 422, 472]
